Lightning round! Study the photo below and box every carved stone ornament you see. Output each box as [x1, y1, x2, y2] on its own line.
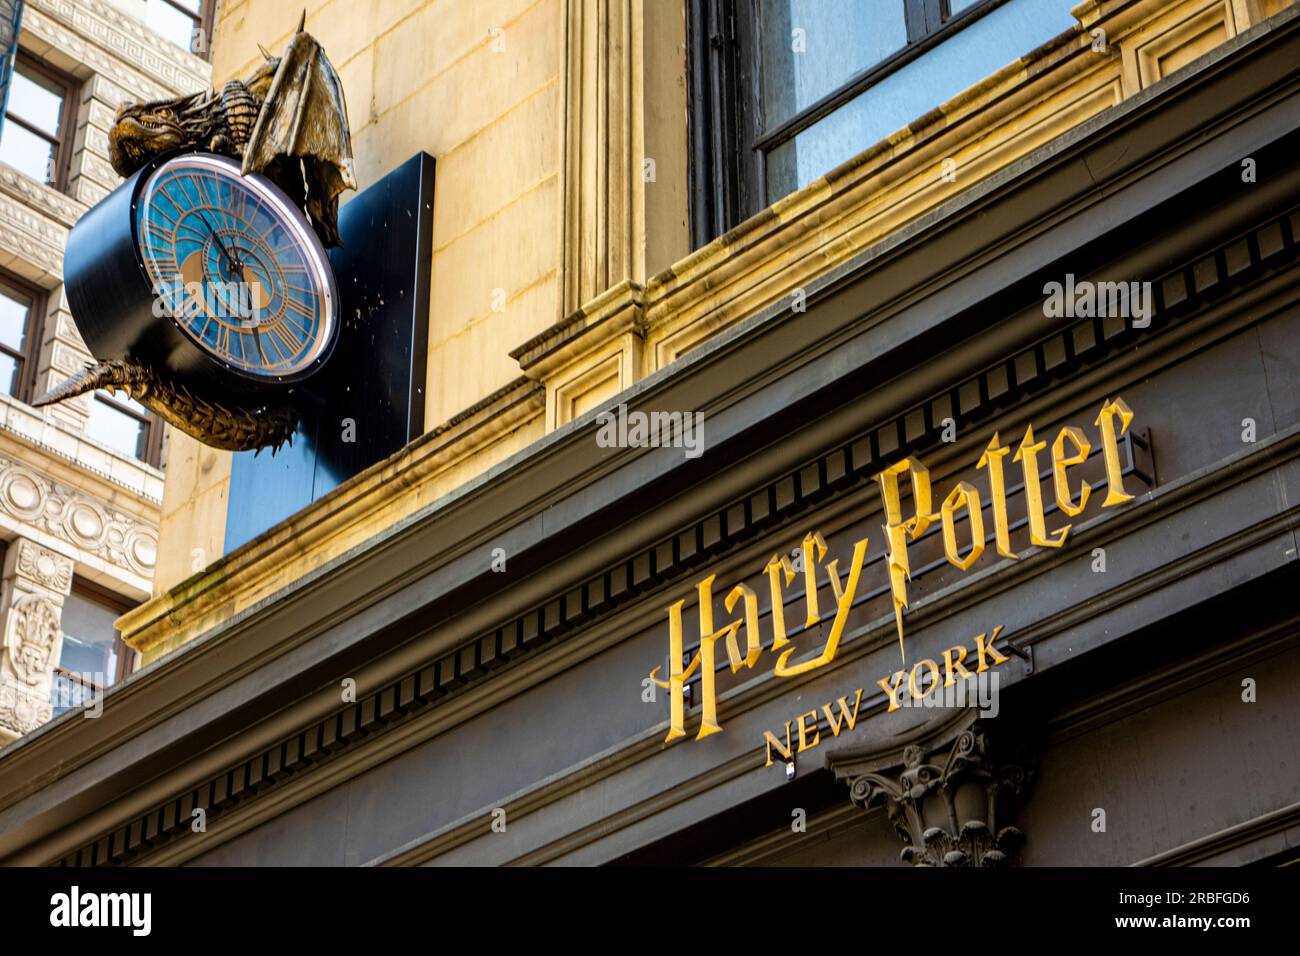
[4, 594, 62, 686]
[0, 678, 51, 737]
[15, 540, 74, 595]
[0, 457, 159, 578]
[831, 718, 1034, 867]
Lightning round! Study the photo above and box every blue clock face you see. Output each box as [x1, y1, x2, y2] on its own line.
[133, 153, 336, 380]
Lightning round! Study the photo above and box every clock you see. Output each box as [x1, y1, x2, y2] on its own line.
[134, 152, 337, 382]
[62, 149, 339, 396]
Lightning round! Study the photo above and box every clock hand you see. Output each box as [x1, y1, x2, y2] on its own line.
[195, 212, 240, 272]
[252, 325, 269, 365]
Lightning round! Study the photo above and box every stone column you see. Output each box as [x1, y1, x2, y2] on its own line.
[0, 539, 74, 745]
[829, 718, 1035, 867]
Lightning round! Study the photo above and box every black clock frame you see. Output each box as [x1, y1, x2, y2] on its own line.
[63, 148, 340, 398]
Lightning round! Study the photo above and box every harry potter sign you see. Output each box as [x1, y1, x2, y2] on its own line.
[648, 397, 1141, 744]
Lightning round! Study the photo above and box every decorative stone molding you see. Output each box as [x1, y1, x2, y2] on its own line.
[0, 183, 71, 284]
[15, 540, 74, 595]
[831, 719, 1034, 867]
[511, 280, 646, 429]
[32, 0, 211, 87]
[24, 0, 209, 101]
[0, 456, 159, 579]
[0, 538, 70, 743]
[0, 161, 87, 229]
[557, 0, 689, 316]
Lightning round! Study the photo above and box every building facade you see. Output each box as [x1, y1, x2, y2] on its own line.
[0, 0, 1298, 867]
[0, 0, 212, 747]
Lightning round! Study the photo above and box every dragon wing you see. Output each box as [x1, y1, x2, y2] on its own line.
[241, 27, 356, 247]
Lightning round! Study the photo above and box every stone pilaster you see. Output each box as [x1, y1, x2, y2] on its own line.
[33, 284, 94, 433]
[0, 539, 73, 745]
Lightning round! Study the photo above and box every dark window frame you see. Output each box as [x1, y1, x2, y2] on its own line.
[88, 389, 164, 467]
[0, 266, 47, 403]
[4, 51, 79, 191]
[688, 0, 1010, 246]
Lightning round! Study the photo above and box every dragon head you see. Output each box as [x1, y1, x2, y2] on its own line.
[108, 93, 206, 177]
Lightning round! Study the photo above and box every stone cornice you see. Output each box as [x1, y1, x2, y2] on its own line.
[117, 376, 543, 657]
[510, 280, 646, 379]
[0, 394, 163, 511]
[0, 169, 71, 285]
[0, 163, 86, 230]
[28, 0, 210, 94]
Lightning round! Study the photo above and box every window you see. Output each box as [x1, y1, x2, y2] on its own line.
[689, 0, 1078, 245]
[85, 389, 163, 465]
[143, 0, 215, 59]
[50, 580, 138, 718]
[0, 272, 43, 401]
[0, 54, 75, 189]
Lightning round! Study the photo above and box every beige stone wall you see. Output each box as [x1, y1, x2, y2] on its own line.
[211, 0, 564, 426]
[156, 0, 572, 594]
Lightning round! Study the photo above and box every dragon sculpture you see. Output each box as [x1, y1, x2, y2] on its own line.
[33, 13, 355, 452]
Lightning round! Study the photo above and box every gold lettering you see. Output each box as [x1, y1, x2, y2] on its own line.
[876, 458, 936, 661]
[976, 433, 1017, 559]
[1095, 396, 1136, 506]
[801, 531, 829, 626]
[878, 670, 907, 713]
[822, 689, 865, 736]
[1052, 425, 1092, 517]
[695, 621, 740, 740]
[723, 582, 763, 671]
[974, 625, 1010, 672]
[774, 537, 869, 677]
[940, 480, 985, 571]
[649, 575, 739, 742]
[764, 721, 793, 767]
[648, 598, 701, 742]
[796, 710, 821, 752]
[1013, 424, 1070, 548]
[908, 658, 941, 699]
[942, 645, 973, 687]
[764, 553, 797, 651]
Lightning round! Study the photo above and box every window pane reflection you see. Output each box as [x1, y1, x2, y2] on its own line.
[0, 280, 31, 352]
[759, 0, 908, 132]
[0, 120, 56, 184]
[51, 588, 125, 717]
[0, 352, 19, 397]
[87, 394, 147, 459]
[7, 66, 64, 136]
[145, 0, 199, 52]
[766, 0, 1076, 198]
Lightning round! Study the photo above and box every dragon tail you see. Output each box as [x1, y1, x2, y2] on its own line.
[32, 360, 149, 407]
